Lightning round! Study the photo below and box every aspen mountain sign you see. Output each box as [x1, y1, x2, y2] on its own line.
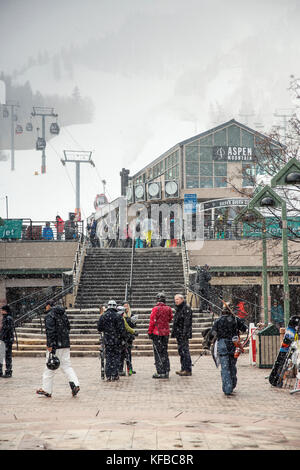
[213, 146, 254, 161]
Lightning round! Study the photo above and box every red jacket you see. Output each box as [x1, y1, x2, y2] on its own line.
[148, 302, 173, 336]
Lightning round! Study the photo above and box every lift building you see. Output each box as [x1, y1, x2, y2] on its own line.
[123, 119, 300, 321]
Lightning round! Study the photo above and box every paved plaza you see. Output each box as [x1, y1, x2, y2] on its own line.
[0, 353, 299, 451]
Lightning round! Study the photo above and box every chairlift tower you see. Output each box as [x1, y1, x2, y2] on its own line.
[0, 100, 20, 171]
[31, 106, 58, 174]
[61, 150, 95, 220]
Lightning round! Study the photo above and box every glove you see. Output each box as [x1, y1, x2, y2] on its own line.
[148, 333, 154, 340]
[134, 331, 139, 337]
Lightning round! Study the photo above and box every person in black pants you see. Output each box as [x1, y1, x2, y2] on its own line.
[171, 294, 193, 376]
[148, 293, 173, 379]
[0, 305, 14, 378]
[97, 300, 127, 381]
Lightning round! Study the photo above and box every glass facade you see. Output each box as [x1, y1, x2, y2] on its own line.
[131, 121, 283, 192]
[184, 123, 278, 189]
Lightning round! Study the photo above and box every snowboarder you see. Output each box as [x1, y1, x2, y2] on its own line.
[36, 301, 80, 397]
[171, 294, 193, 376]
[210, 301, 248, 396]
[148, 293, 173, 379]
[97, 300, 127, 381]
[0, 304, 14, 378]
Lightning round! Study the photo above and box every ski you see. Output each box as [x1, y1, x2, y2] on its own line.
[269, 316, 300, 388]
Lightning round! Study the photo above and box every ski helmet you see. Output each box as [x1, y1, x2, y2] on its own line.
[288, 315, 300, 329]
[107, 300, 117, 309]
[46, 352, 60, 370]
[156, 292, 166, 303]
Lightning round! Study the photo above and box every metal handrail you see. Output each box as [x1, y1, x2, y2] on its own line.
[14, 284, 75, 332]
[127, 230, 136, 303]
[73, 234, 88, 300]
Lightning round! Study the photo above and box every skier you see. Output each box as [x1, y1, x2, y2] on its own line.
[117, 304, 138, 376]
[148, 293, 173, 379]
[36, 301, 80, 397]
[97, 300, 126, 381]
[210, 301, 248, 396]
[0, 305, 14, 378]
[171, 294, 193, 376]
[195, 264, 211, 311]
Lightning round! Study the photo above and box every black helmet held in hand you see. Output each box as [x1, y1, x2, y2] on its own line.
[47, 352, 60, 370]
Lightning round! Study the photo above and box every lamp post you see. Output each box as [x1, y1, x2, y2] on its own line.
[234, 206, 269, 324]
[248, 185, 290, 326]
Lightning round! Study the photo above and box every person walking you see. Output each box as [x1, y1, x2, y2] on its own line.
[0, 305, 14, 378]
[148, 293, 173, 379]
[210, 302, 248, 396]
[171, 294, 193, 376]
[36, 301, 80, 397]
[97, 300, 126, 381]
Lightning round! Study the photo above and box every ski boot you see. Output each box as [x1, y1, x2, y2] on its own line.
[69, 382, 80, 397]
[2, 369, 12, 378]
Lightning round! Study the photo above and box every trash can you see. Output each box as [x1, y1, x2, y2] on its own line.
[256, 324, 281, 369]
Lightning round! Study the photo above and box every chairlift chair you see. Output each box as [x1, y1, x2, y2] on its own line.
[2, 107, 9, 118]
[50, 122, 60, 135]
[15, 124, 23, 134]
[26, 122, 33, 132]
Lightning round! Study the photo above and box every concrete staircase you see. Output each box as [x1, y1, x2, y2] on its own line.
[13, 307, 214, 357]
[13, 247, 214, 357]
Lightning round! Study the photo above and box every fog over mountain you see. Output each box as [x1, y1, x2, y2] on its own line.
[0, 0, 299, 220]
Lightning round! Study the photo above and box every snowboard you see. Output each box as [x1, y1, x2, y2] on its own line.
[269, 316, 300, 388]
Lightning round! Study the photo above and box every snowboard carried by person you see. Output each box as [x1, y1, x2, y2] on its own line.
[269, 315, 300, 388]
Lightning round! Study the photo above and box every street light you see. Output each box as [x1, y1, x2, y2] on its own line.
[234, 206, 269, 324]
[248, 185, 290, 326]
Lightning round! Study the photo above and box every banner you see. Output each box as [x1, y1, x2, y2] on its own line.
[0, 219, 23, 239]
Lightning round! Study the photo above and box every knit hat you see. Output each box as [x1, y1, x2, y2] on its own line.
[1, 304, 11, 313]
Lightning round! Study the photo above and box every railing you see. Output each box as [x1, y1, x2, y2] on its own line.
[72, 234, 88, 301]
[181, 237, 190, 296]
[13, 284, 75, 347]
[0, 218, 84, 242]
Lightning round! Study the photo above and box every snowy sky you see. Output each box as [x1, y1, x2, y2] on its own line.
[0, 0, 300, 221]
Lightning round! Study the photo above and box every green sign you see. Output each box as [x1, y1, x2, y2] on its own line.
[0, 219, 23, 239]
[243, 217, 300, 238]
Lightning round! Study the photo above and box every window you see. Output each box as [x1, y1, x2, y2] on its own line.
[199, 147, 212, 161]
[200, 162, 213, 176]
[228, 125, 241, 146]
[200, 177, 213, 188]
[242, 163, 255, 187]
[186, 176, 199, 188]
[200, 134, 213, 146]
[214, 162, 227, 176]
[185, 145, 198, 161]
[214, 128, 227, 146]
[242, 129, 254, 147]
[186, 161, 199, 175]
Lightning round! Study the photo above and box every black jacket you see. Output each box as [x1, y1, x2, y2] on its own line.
[0, 313, 14, 344]
[196, 268, 211, 288]
[211, 313, 247, 340]
[45, 306, 71, 350]
[97, 308, 127, 347]
[171, 301, 193, 339]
